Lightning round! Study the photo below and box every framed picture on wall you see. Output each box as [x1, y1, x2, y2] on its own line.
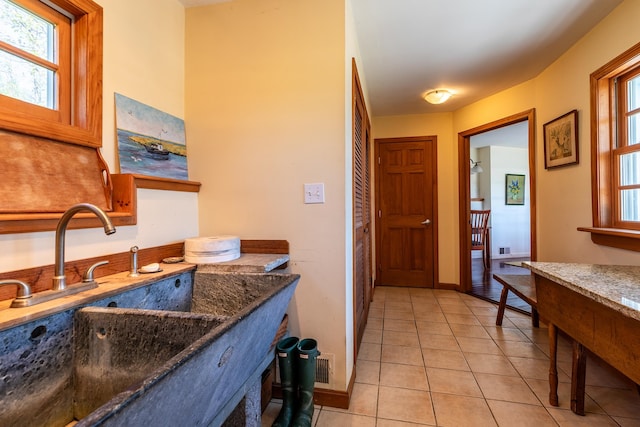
[505, 174, 525, 205]
[543, 110, 579, 169]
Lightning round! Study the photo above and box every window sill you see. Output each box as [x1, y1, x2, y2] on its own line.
[577, 227, 640, 252]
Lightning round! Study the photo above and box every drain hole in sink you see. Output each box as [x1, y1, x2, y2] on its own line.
[30, 325, 47, 340]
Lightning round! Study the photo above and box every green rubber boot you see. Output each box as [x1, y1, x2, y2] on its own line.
[271, 337, 299, 427]
[291, 338, 319, 427]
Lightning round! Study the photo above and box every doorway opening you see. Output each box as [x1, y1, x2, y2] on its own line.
[458, 110, 536, 311]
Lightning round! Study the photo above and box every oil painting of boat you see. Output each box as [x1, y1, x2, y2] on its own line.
[115, 93, 189, 180]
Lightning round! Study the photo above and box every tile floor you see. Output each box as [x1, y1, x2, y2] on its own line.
[262, 287, 640, 427]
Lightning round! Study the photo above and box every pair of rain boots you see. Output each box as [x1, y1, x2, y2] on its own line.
[271, 337, 319, 427]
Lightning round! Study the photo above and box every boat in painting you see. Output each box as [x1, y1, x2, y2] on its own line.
[144, 142, 170, 160]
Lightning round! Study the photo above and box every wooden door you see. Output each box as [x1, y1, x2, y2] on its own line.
[353, 59, 372, 348]
[376, 137, 437, 287]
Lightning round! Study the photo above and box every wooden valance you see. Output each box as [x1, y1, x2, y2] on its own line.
[0, 129, 200, 234]
[0, 129, 111, 213]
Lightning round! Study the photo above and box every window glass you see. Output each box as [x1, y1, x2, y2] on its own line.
[0, 49, 54, 108]
[0, 0, 53, 59]
[0, 0, 59, 109]
[620, 189, 640, 222]
[626, 74, 640, 147]
[627, 112, 640, 146]
[620, 151, 640, 186]
[628, 74, 640, 112]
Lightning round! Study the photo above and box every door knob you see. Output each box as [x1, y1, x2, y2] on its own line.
[421, 219, 431, 225]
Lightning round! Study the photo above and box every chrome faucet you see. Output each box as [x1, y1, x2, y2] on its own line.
[52, 203, 116, 291]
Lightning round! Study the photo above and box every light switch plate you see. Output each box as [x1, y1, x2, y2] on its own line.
[304, 183, 325, 204]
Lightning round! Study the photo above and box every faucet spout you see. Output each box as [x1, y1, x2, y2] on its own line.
[53, 203, 116, 291]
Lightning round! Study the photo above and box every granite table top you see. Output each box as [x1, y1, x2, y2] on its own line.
[522, 262, 640, 322]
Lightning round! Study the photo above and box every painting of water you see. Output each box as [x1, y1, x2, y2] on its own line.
[115, 93, 188, 180]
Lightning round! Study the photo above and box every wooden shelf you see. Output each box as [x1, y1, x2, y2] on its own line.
[128, 174, 201, 192]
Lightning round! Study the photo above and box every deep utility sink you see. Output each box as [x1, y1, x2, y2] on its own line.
[74, 308, 226, 421]
[0, 271, 299, 427]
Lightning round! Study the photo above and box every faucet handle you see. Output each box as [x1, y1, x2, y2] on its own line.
[0, 280, 32, 308]
[83, 260, 109, 283]
[0, 279, 32, 298]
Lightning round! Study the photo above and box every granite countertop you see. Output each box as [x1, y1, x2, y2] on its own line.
[522, 262, 640, 321]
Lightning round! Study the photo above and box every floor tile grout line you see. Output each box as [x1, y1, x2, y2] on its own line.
[461, 294, 631, 424]
[477, 299, 561, 418]
[457, 295, 565, 425]
[457, 298, 512, 427]
[283, 288, 639, 426]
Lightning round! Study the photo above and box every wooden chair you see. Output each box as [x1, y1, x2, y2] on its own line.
[470, 210, 491, 269]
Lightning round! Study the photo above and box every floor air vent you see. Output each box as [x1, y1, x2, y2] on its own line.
[315, 353, 332, 385]
[275, 352, 334, 388]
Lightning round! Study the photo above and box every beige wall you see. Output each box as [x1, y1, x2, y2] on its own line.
[531, 0, 640, 265]
[371, 0, 640, 288]
[185, 0, 352, 390]
[454, 0, 640, 266]
[0, 0, 198, 274]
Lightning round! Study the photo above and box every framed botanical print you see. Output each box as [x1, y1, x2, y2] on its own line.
[543, 110, 579, 169]
[505, 174, 525, 205]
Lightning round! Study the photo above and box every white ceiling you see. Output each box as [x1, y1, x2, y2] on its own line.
[471, 121, 528, 149]
[178, 0, 622, 116]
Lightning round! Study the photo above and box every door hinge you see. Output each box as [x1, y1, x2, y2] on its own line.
[378, 157, 381, 165]
[378, 210, 381, 218]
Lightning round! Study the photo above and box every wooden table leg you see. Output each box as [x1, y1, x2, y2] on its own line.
[496, 287, 508, 326]
[548, 323, 559, 406]
[531, 307, 540, 328]
[571, 341, 587, 415]
[485, 230, 491, 269]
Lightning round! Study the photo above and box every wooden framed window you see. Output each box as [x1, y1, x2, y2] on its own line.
[0, 0, 71, 123]
[0, 0, 102, 147]
[614, 67, 640, 228]
[582, 41, 640, 250]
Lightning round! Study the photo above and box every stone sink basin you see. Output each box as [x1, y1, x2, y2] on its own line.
[0, 272, 299, 427]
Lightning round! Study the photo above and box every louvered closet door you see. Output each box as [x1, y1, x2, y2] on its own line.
[353, 61, 372, 349]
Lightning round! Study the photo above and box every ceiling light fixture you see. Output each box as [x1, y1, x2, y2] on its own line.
[470, 158, 483, 174]
[424, 89, 452, 104]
